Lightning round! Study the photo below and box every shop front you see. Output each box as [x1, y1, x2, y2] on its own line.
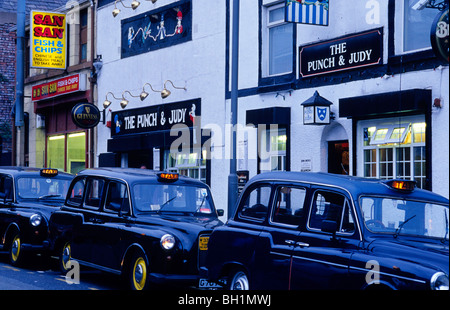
[32, 73, 92, 174]
[100, 98, 210, 184]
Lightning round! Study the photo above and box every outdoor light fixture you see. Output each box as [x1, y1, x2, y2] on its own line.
[120, 90, 140, 109]
[161, 80, 186, 99]
[112, 0, 141, 17]
[146, 0, 158, 3]
[103, 92, 121, 109]
[140, 83, 161, 101]
[301, 91, 334, 125]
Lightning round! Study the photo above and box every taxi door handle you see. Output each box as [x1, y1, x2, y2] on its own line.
[285, 240, 309, 248]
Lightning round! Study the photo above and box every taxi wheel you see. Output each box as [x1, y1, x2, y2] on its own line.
[9, 233, 24, 266]
[228, 269, 250, 290]
[59, 242, 72, 274]
[127, 252, 149, 290]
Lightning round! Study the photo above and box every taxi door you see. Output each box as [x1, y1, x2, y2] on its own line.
[289, 187, 361, 290]
[256, 184, 309, 290]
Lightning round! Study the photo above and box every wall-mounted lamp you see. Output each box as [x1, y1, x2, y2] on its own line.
[112, 0, 141, 17]
[140, 83, 161, 101]
[120, 90, 140, 109]
[103, 92, 121, 109]
[301, 91, 334, 125]
[161, 80, 186, 99]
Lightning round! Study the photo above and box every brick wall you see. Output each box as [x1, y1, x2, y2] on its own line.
[0, 21, 15, 158]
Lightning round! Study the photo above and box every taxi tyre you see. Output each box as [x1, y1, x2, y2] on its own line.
[58, 241, 72, 274]
[126, 250, 150, 290]
[227, 268, 250, 290]
[9, 232, 25, 267]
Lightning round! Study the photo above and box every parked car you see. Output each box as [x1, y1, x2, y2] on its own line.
[203, 171, 449, 290]
[0, 167, 73, 266]
[48, 168, 223, 290]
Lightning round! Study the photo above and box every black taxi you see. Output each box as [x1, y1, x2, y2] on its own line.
[47, 168, 223, 290]
[0, 167, 73, 266]
[204, 172, 449, 290]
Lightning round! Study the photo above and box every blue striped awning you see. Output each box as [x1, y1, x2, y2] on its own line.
[285, 0, 329, 26]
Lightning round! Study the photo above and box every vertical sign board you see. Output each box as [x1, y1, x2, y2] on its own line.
[30, 11, 67, 69]
[285, 0, 329, 26]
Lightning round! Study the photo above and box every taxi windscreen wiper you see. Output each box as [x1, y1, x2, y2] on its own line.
[157, 195, 178, 214]
[38, 194, 63, 200]
[394, 215, 416, 238]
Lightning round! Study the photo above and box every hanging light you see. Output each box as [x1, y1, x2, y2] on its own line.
[161, 80, 186, 99]
[120, 90, 140, 109]
[103, 92, 121, 109]
[140, 83, 161, 101]
[112, 0, 141, 17]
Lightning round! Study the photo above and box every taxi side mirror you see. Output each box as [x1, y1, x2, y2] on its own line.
[321, 220, 338, 234]
[217, 209, 224, 217]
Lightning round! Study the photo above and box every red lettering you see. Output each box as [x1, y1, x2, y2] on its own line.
[53, 16, 64, 27]
[42, 15, 54, 25]
[53, 28, 64, 39]
[33, 14, 43, 25]
[34, 26, 43, 37]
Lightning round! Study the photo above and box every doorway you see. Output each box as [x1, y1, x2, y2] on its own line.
[328, 141, 349, 175]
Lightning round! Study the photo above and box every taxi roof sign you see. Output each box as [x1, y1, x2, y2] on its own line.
[385, 179, 416, 192]
[40, 168, 59, 177]
[157, 172, 179, 183]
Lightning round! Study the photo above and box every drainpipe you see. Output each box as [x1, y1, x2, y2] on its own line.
[15, 0, 26, 166]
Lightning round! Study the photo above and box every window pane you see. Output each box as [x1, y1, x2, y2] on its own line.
[404, 1, 436, 51]
[269, 7, 284, 23]
[412, 122, 426, 143]
[47, 135, 65, 171]
[269, 23, 293, 75]
[309, 191, 346, 230]
[272, 187, 306, 226]
[67, 132, 86, 174]
[239, 185, 271, 221]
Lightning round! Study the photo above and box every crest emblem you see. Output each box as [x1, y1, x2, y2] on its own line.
[317, 107, 328, 121]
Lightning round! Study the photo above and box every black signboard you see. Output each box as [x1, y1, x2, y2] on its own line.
[111, 99, 200, 137]
[300, 28, 383, 78]
[121, 0, 192, 59]
[71, 102, 100, 129]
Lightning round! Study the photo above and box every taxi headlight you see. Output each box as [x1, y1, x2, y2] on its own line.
[30, 214, 42, 227]
[431, 272, 449, 290]
[160, 234, 176, 250]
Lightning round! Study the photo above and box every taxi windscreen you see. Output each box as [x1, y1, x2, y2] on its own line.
[16, 176, 72, 201]
[133, 183, 214, 215]
[361, 196, 449, 240]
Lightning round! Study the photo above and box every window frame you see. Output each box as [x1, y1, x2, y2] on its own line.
[269, 185, 307, 229]
[237, 183, 273, 223]
[104, 180, 131, 215]
[261, 2, 295, 78]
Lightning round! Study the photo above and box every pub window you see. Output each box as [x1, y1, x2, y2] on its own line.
[400, 0, 437, 53]
[361, 117, 427, 188]
[262, 3, 294, 77]
[259, 127, 287, 173]
[165, 149, 207, 183]
[47, 131, 86, 174]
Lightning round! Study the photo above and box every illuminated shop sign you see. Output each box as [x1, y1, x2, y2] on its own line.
[30, 11, 67, 69]
[300, 28, 383, 78]
[32, 74, 87, 101]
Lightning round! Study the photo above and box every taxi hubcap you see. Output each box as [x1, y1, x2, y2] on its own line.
[62, 244, 71, 270]
[231, 272, 249, 290]
[133, 257, 147, 290]
[11, 236, 21, 262]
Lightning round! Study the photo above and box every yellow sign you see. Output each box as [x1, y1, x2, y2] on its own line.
[199, 236, 209, 251]
[30, 11, 66, 69]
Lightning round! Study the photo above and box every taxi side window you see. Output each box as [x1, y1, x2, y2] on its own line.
[84, 178, 105, 210]
[272, 186, 306, 226]
[309, 190, 355, 234]
[67, 177, 86, 206]
[239, 185, 271, 221]
[105, 181, 130, 215]
[0, 175, 13, 201]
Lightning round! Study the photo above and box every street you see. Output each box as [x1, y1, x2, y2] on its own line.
[0, 253, 121, 290]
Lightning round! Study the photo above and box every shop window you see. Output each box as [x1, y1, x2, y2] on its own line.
[400, 0, 437, 53]
[165, 150, 206, 183]
[47, 135, 65, 171]
[262, 3, 294, 77]
[260, 127, 287, 172]
[361, 118, 427, 188]
[47, 132, 86, 174]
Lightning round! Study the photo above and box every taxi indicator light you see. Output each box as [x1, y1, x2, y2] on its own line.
[385, 179, 416, 192]
[157, 173, 179, 183]
[40, 168, 59, 177]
